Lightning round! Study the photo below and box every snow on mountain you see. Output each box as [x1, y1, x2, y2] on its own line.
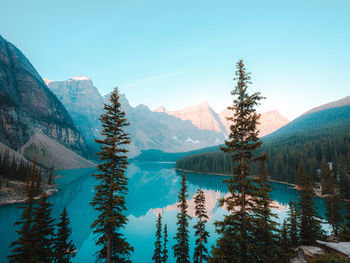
[71, 75, 90, 81]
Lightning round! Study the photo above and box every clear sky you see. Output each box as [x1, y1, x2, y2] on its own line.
[1, 0, 349, 120]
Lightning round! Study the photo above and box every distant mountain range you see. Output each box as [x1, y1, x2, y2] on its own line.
[47, 77, 289, 157]
[174, 95, 350, 183]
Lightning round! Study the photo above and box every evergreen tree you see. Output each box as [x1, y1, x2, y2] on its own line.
[90, 88, 133, 263]
[210, 60, 266, 263]
[321, 160, 334, 195]
[339, 204, 350, 241]
[251, 160, 280, 262]
[193, 189, 209, 263]
[173, 173, 191, 263]
[53, 207, 76, 263]
[162, 224, 168, 263]
[325, 194, 343, 237]
[322, 163, 343, 237]
[297, 162, 324, 245]
[279, 220, 293, 263]
[153, 213, 163, 263]
[31, 192, 55, 262]
[48, 165, 55, 185]
[8, 179, 36, 263]
[286, 201, 299, 247]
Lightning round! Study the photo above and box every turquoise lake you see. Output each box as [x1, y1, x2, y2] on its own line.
[0, 162, 330, 262]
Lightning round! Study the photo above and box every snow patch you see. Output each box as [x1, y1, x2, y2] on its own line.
[172, 136, 178, 140]
[71, 75, 90, 80]
[185, 138, 200, 144]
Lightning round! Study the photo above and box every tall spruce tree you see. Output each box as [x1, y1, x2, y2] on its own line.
[286, 201, 299, 247]
[297, 162, 324, 245]
[210, 60, 267, 263]
[153, 213, 163, 263]
[193, 189, 209, 263]
[321, 161, 342, 237]
[339, 204, 350, 241]
[8, 178, 36, 263]
[279, 220, 293, 262]
[53, 207, 76, 263]
[90, 88, 133, 263]
[162, 224, 168, 263]
[251, 159, 279, 262]
[173, 173, 191, 263]
[31, 192, 55, 262]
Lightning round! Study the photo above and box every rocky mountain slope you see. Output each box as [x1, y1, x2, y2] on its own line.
[155, 102, 226, 133]
[155, 104, 289, 138]
[108, 93, 225, 157]
[219, 109, 289, 137]
[47, 76, 104, 143]
[50, 75, 289, 158]
[302, 95, 350, 116]
[0, 35, 86, 157]
[18, 131, 94, 170]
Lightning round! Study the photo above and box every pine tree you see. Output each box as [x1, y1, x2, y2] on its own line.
[297, 162, 324, 245]
[279, 220, 293, 262]
[325, 194, 343, 237]
[90, 88, 133, 263]
[153, 213, 163, 263]
[322, 163, 343, 237]
[339, 204, 350, 241]
[286, 201, 299, 247]
[48, 165, 55, 185]
[31, 192, 55, 262]
[210, 60, 266, 263]
[193, 189, 209, 263]
[53, 207, 76, 263]
[8, 179, 36, 263]
[173, 173, 191, 263]
[162, 224, 168, 263]
[320, 160, 333, 195]
[251, 159, 280, 262]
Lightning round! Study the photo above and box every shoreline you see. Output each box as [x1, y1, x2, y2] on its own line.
[174, 168, 297, 187]
[174, 168, 350, 202]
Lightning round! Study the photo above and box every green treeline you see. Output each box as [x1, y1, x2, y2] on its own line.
[175, 131, 350, 195]
[0, 150, 34, 182]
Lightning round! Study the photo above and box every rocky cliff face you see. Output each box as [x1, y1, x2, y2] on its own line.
[47, 76, 104, 143]
[106, 94, 225, 157]
[219, 109, 289, 137]
[154, 102, 226, 133]
[0, 35, 86, 155]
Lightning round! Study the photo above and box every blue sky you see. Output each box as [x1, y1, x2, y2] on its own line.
[1, 0, 349, 120]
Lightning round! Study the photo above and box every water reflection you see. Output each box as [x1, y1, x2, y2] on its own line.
[0, 162, 329, 263]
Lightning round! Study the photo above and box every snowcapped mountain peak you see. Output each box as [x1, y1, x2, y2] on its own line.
[71, 75, 90, 81]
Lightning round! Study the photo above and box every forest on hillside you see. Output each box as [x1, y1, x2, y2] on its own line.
[176, 129, 350, 198]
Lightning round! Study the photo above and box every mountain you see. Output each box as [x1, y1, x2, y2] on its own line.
[155, 102, 226, 133]
[0, 35, 90, 168]
[219, 109, 289, 137]
[175, 95, 350, 184]
[18, 131, 95, 169]
[48, 75, 288, 158]
[264, 97, 350, 141]
[115, 95, 225, 157]
[47, 76, 104, 143]
[302, 96, 350, 116]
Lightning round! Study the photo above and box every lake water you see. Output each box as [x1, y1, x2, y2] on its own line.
[0, 162, 330, 262]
